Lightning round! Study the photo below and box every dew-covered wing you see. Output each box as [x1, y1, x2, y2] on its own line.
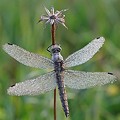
[3, 43, 54, 69]
[64, 70, 117, 89]
[7, 71, 56, 96]
[64, 37, 105, 68]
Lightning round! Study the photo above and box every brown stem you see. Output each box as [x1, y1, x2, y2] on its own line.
[51, 23, 56, 45]
[54, 89, 56, 120]
[51, 23, 56, 120]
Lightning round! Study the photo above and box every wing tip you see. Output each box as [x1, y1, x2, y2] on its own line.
[7, 84, 18, 96]
[2, 43, 13, 51]
[8, 43, 13, 45]
[96, 36, 105, 43]
[7, 87, 13, 95]
[108, 72, 113, 75]
[108, 72, 118, 81]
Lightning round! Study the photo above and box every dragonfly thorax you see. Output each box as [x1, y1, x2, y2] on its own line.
[50, 44, 63, 62]
[52, 52, 63, 62]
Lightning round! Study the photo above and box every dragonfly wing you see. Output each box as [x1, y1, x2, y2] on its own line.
[7, 71, 56, 96]
[64, 70, 117, 89]
[64, 37, 105, 68]
[3, 43, 54, 69]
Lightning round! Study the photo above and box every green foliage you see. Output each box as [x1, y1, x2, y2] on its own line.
[0, 0, 120, 120]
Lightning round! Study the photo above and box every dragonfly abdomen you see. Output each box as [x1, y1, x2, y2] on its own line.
[56, 72, 69, 117]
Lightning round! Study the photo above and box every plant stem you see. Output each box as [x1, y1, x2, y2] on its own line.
[51, 23, 56, 45]
[54, 89, 56, 120]
[51, 23, 56, 120]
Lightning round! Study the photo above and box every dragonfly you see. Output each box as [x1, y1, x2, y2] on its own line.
[3, 37, 117, 117]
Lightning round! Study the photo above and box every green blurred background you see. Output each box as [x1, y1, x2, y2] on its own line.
[0, 0, 120, 120]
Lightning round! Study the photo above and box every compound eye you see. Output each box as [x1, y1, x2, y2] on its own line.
[57, 48, 61, 52]
[57, 49, 60, 52]
[52, 49, 56, 53]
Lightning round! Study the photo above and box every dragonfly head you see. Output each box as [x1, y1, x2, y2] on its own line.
[47, 44, 62, 53]
[51, 45, 62, 53]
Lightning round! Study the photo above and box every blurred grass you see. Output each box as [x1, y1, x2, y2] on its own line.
[0, 0, 120, 120]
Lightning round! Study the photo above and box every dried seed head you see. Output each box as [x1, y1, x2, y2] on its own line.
[38, 6, 68, 29]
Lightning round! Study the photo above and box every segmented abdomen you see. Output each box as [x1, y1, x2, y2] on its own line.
[56, 71, 69, 117]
